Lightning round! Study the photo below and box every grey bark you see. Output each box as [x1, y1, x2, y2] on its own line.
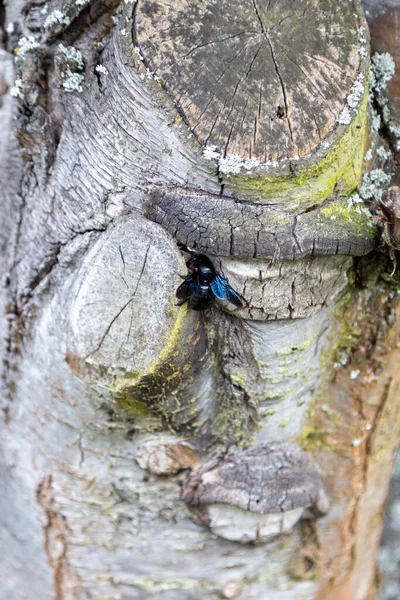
[0, 1, 398, 600]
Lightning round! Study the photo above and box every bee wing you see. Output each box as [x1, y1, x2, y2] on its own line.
[210, 274, 244, 307]
[176, 274, 198, 299]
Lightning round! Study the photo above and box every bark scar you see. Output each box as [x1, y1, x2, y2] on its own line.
[36, 476, 80, 600]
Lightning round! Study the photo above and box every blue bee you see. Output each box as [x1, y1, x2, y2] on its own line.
[176, 254, 244, 311]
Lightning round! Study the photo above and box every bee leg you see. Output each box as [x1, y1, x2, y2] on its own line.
[176, 298, 189, 306]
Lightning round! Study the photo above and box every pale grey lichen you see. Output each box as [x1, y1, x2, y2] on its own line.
[134, 46, 144, 61]
[95, 65, 109, 76]
[358, 47, 368, 60]
[203, 145, 220, 161]
[57, 44, 84, 93]
[338, 106, 352, 125]
[377, 146, 391, 161]
[358, 26, 366, 43]
[389, 124, 400, 151]
[218, 154, 245, 175]
[347, 193, 363, 206]
[357, 27, 367, 60]
[337, 74, 365, 125]
[347, 74, 365, 109]
[10, 78, 24, 99]
[370, 53, 396, 93]
[146, 68, 160, 82]
[369, 53, 400, 152]
[15, 36, 40, 57]
[359, 169, 391, 200]
[347, 193, 374, 224]
[371, 113, 381, 135]
[44, 9, 71, 29]
[203, 145, 280, 174]
[364, 149, 373, 162]
[76, 0, 89, 5]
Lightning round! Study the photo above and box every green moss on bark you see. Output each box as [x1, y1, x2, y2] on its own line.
[230, 88, 369, 211]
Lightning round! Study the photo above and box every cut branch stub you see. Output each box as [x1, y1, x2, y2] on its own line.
[182, 442, 329, 543]
[66, 216, 202, 396]
[135, 0, 366, 163]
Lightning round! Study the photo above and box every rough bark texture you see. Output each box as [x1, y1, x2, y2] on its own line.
[0, 1, 399, 600]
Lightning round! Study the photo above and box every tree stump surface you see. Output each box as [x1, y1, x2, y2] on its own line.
[136, 0, 366, 162]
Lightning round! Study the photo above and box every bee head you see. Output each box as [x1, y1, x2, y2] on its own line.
[187, 254, 215, 281]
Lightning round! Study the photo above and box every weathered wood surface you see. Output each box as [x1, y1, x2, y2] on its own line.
[0, 1, 398, 599]
[136, 0, 366, 162]
[145, 187, 378, 259]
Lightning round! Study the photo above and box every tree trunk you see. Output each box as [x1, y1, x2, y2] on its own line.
[1, 1, 399, 599]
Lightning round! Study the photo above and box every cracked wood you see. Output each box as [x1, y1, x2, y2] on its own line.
[135, 0, 365, 161]
[145, 187, 379, 259]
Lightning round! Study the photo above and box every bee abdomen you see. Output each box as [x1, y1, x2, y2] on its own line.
[190, 285, 213, 311]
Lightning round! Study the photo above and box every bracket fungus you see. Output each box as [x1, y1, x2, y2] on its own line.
[182, 443, 329, 544]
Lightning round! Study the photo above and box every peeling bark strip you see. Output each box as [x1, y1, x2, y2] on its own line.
[145, 187, 378, 259]
[135, 0, 366, 161]
[36, 477, 80, 600]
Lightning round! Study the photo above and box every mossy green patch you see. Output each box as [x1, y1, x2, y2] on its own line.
[299, 425, 337, 452]
[277, 334, 318, 356]
[231, 86, 369, 210]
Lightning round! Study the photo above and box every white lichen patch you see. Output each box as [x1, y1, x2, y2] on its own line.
[347, 193, 374, 223]
[219, 154, 247, 175]
[203, 145, 220, 161]
[124, 0, 137, 3]
[338, 73, 365, 125]
[338, 106, 352, 125]
[357, 26, 367, 60]
[370, 53, 396, 94]
[377, 146, 391, 161]
[10, 78, 24, 99]
[15, 36, 40, 57]
[57, 44, 84, 93]
[95, 65, 109, 76]
[134, 46, 144, 61]
[347, 74, 365, 109]
[371, 113, 381, 135]
[146, 68, 160, 82]
[76, 0, 89, 5]
[359, 169, 391, 200]
[358, 47, 368, 60]
[44, 9, 71, 29]
[364, 149, 372, 162]
[203, 145, 279, 175]
[389, 124, 400, 151]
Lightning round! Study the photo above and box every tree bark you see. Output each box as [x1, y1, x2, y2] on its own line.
[0, 1, 399, 599]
